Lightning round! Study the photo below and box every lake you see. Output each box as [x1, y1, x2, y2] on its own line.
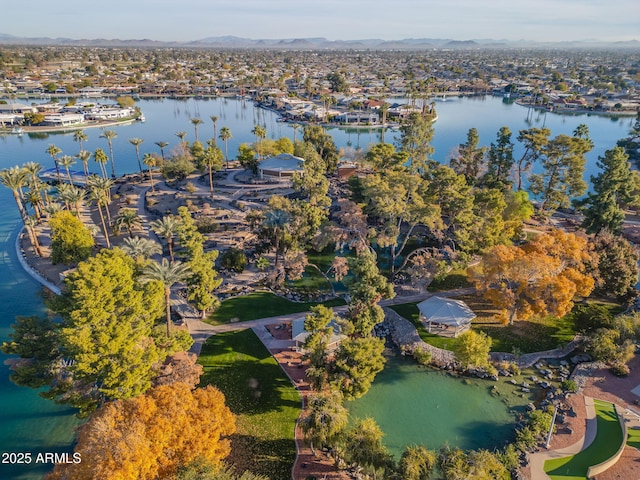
[0, 95, 633, 478]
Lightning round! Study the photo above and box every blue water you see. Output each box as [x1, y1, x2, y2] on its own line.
[0, 95, 633, 478]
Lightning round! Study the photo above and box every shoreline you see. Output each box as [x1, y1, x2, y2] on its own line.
[0, 117, 138, 135]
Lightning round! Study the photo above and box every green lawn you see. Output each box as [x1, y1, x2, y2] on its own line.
[198, 329, 300, 479]
[544, 400, 623, 480]
[389, 295, 584, 354]
[206, 291, 346, 325]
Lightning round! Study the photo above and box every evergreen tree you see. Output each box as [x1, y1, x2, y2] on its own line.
[450, 127, 486, 184]
[398, 110, 436, 174]
[49, 210, 94, 264]
[578, 146, 634, 234]
[483, 126, 514, 188]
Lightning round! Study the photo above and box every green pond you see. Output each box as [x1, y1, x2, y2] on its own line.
[346, 355, 518, 457]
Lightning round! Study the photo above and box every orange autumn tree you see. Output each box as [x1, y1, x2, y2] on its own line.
[470, 229, 595, 325]
[47, 383, 235, 480]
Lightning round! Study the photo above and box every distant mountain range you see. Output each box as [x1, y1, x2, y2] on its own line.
[0, 33, 638, 49]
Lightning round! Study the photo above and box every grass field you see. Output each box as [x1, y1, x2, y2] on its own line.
[389, 294, 593, 354]
[206, 291, 346, 325]
[198, 329, 300, 480]
[544, 400, 623, 480]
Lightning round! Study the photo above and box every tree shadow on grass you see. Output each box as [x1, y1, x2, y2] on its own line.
[227, 434, 296, 480]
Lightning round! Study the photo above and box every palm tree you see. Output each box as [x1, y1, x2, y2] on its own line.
[58, 155, 76, 184]
[143, 153, 157, 192]
[190, 118, 203, 143]
[150, 215, 181, 263]
[263, 208, 290, 268]
[24, 189, 43, 218]
[88, 181, 111, 249]
[46, 144, 63, 183]
[23, 215, 43, 257]
[219, 126, 232, 167]
[0, 167, 42, 256]
[113, 208, 142, 238]
[252, 124, 267, 160]
[202, 146, 223, 197]
[175, 131, 187, 145]
[209, 115, 218, 145]
[155, 141, 169, 161]
[99, 129, 118, 178]
[140, 259, 191, 337]
[129, 137, 144, 174]
[291, 123, 300, 143]
[73, 130, 88, 155]
[57, 184, 85, 216]
[93, 148, 109, 178]
[87, 175, 114, 222]
[76, 150, 91, 179]
[121, 236, 162, 263]
[22, 161, 48, 207]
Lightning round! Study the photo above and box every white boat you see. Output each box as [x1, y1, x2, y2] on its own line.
[11, 127, 24, 135]
[136, 114, 146, 122]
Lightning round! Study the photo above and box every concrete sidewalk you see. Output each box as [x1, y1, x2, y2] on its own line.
[528, 396, 597, 480]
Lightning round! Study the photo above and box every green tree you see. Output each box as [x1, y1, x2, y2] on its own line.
[122, 236, 162, 264]
[209, 115, 219, 145]
[365, 142, 409, 170]
[453, 330, 492, 370]
[515, 127, 550, 191]
[361, 169, 442, 278]
[202, 144, 223, 197]
[398, 445, 436, 480]
[303, 125, 340, 172]
[143, 153, 158, 192]
[176, 131, 187, 145]
[219, 126, 232, 167]
[87, 175, 113, 248]
[73, 130, 88, 156]
[345, 250, 395, 336]
[155, 141, 169, 161]
[129, 137, 144, 175]
[237, 144, 258, 173]
[398, 110, 436, 174]
[141, 258, 191, 337]
[151, 215, 182, 263]
[46, 144, 63, 183]
[483, 126, 514, 188]
[58, 155, 76, 184]
[40, 249, 165, 415]
[49, 210, 94, 264]
[301, 390, 348, 454]
[0, 166, 43, 256]
[99, 129, 118, 178]
[190, 117, 203, 143]
[450, 127, 486, 184]
[76, 150, 91, 179]
[114, 207, 142, 237]
[219, 247, 248, 273]
[591, 231, 639, 300]
[93, 148, 109, 178]
[529, 126, 592, 216]
[332, 336, 386, 399]
[344, 417, 393, 477]
[303, 305, 335, 390]
[578, 146, 634, 234]
[251, 124, 267, 160]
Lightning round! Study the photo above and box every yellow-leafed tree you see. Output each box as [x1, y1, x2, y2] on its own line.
[470, 230, 594, 325]
[46, 383, 235, 480]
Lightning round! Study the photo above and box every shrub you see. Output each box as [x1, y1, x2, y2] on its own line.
[221, 248, 248, 273]
[413, 346, 432, 366]
[561, 379, 578, 392]
[610, 362, 630, 377]
[185, 181, 197, 194]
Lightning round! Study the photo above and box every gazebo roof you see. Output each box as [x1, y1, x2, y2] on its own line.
[416, 296, 476, 327]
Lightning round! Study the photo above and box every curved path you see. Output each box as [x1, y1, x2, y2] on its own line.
[528, 396, 598, 480]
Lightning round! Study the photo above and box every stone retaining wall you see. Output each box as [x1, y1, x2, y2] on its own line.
[383, 307, 456, 368]
[491, 338, 583, 368]
[384, 306, 582, 369]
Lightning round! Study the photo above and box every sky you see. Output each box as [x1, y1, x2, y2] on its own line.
[2, 0, 639, 43]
